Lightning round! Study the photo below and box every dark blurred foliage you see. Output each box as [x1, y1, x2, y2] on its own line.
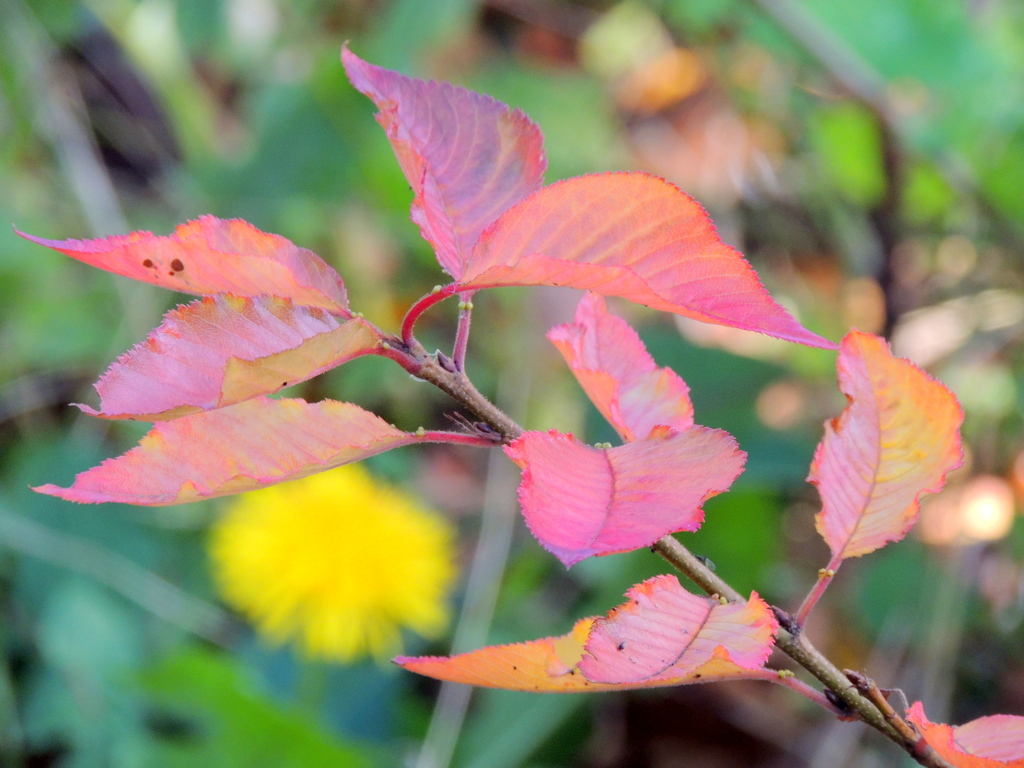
[2, 0, 1024, 766]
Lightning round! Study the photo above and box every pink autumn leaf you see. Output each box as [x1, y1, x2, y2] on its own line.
[34, 397, 464, 505]
[907, 702, 1024, 767]
[549, 292, 693, 441]
[343, 45, 546, 279]
[579, 575, 777, 684]
[505, 428, 745, 567]
[80, 295, 382, 421]
[457, 173, 835, 349]
[18, 216, 348, 314]
[396, 576, 776, 692]
[811, 330, 964, 561]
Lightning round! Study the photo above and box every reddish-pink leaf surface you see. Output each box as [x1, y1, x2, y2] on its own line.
[811, 330, 963, 561]
[505, 428, 745, 566]
[342, 45, 546, 279]
[458, 173, 835, 348]
[907, 702, 1024, 767]
[81, 295, 382, 420]
[19, 216, 348, 313]
[34, 398, 436, 505]
[397, 579, 776, 692]
[549, 292, 693, 441]
[579, 575, 777, 684]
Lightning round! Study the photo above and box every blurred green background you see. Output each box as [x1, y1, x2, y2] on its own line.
[3, 0, 1024, 766]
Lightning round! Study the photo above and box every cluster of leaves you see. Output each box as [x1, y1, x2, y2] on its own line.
[24, 46, 1023, 767]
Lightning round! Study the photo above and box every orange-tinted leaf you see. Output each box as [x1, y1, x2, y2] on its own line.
[580, 576, 777, 684]
[82, 296, 382, 420]
[19, 216, 348, 313]
[396, 577, 775, 692]
[34, 398, 432, 505]
[505, 428, 745, 566]
[398, 618, 616, 692]
[549, 292, 693, 441]
[907, 702, 1024, 768]
[343, 46, 546, 278]
[459, 173, 835, 348]
[811, 330, 963, 560]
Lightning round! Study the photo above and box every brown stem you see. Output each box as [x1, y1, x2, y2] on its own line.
[652, 537, 900, 741]
[392, 336, 954, 768]
[653, 536, 742, 601]
[845, 671, 920, 744]
[380, 333, 523, 441]
[655, 536, 954, 768]
[845, 671, 951, 768]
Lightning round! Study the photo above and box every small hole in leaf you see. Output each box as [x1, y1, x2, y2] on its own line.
[170, 258, 185, 272]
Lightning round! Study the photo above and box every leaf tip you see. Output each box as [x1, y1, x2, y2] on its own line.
[31, 483, 76, 501]
[14, 228, 55, 248]
[340, 41, 360, 73]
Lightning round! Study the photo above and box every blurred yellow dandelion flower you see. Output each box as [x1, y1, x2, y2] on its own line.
[209, 464, 457, 662]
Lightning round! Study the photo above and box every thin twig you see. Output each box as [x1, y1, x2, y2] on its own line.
[794, 556, 841, 628]
[382, 335, 523, 440]
[845, 671, 920, 745]
[402, 286, 458, 346]
[452, 291, 476, 373]
[651, 536, 909, 748]
[809, 593, 916, 768]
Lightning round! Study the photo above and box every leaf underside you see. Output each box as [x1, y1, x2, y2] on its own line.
[811, 330, 963, 561]
[83, 295, 382, 420]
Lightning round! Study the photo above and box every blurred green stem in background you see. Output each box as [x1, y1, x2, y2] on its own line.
[0, 646, 24, 768]
[0, 504, 233, 644]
